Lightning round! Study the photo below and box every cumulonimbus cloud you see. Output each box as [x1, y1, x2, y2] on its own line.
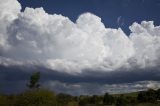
[0, 0, 160, 75]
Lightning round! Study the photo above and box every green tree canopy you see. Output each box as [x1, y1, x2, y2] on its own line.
[27, 72, 40, 89]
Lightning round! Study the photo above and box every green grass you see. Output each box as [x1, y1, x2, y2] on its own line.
[130, 103, 160, 106]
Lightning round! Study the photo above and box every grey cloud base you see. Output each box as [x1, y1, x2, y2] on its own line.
[0, 0, 160, 95]
[0, 65, 160, 95]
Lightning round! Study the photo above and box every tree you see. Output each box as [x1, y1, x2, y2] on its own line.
[27, 72, 40, 89]
[137, 89, 156, 103]
[90, 95, 102, 105]
[103, 93, 114, 105]
[156, 89, 160, 100]
[79, 95, 90, 106]
[57, 93, 74, 106]
[116, 95, 126, 106]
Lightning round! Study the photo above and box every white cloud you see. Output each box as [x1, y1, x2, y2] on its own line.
[0, 0, 160, 75]
[0, 0, 21, 49]
[129, 21, 160, 68]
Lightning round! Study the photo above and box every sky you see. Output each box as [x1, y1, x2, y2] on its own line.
[0, 0, 160, 95]
[18, 0, 160, 34]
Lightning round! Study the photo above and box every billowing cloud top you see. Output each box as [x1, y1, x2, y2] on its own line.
[1, 0, 160, 74]
[0, 0, 160, 95]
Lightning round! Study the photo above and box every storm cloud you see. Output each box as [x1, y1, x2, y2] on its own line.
[0, 0, 160, 95]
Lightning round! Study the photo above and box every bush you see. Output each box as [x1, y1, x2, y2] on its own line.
[0, 95, 8, 106]
[103, 93, 115, 105]
[14, 89, 57, 106]
[137, 89, 156, 103]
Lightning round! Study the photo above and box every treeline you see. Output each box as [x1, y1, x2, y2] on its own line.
[0, 72, 160, 106]
[1, 89, 160, 106]
[74, 89, 160, 106]
[0, 89, 84, 106]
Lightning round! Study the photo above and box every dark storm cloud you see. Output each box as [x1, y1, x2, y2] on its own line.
[1, 65, 160, 84]
[1, 65, 160, 95]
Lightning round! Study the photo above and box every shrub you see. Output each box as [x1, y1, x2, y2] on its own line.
[14, 89, 57, 106]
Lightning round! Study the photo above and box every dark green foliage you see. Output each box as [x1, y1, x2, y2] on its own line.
[57, 93, 75, 106]
[0, 94, 8, 106]
[103, 92, 115, 105]
[0, 89, 58, 106]
[79, 95, 90, 106]
[125, 96, 137, 104]
[1, 89, 160, 106]
[15, 89, 57, 106]
[27, 72, 40, 89]
[116, 95, 127, 106]
[89, 95, 103, 105]
[156, 89, 160, 100]
[137, 89, 157, 103]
